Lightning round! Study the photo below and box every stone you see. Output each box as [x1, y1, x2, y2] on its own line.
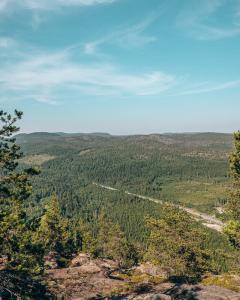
[130, 294, 171, 300]
[134, 262, 172, 277]
[70, 253, 91, 267]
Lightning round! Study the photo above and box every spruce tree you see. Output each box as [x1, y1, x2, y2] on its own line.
[37, 195, 66, 253]
[0, 110, 42, 274]
[93, 211, 133, 267]
[145, 204, 212, 280]
[224, 131, 240, 248]
[37, 195, 83, 266]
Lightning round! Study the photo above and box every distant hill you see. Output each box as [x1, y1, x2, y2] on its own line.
[14, 131, 234, 254]
[16, 131, 232, 146]
[16, 131, 233, 212]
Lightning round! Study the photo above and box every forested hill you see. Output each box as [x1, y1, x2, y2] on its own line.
[12, 131, 237, 270]
[16, 131, 232, 157]
[16, 132, 232, 216]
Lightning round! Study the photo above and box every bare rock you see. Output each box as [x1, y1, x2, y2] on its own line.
[167, 284, 240, 300]
[70, 253, 91, 267]
[77, 261, 102, 274]
[96, 258, 119, 270]
[134, 262, 172, 278]
[45, 257, 240, 300]
[129, 294, 171, 300]
[45, 263, 125, 299]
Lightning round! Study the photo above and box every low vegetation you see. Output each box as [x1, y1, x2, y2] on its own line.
[19, 154, 56, 166]
[202, 273, 240, 292]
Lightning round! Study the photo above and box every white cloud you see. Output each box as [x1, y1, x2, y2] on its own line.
[31, 95, 59, 105]
[192, 24, 240, 40]
[0, 49, 175, 105]
[174, 80, 240, 96]
[177, 0, 240, 40]
[0, 37, 16, 48]
[0, 0, 117, 13]
[1, 45, 239, 105]
[84, 13, 158, 54]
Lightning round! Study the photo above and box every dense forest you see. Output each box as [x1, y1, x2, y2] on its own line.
[16, 131, 234, 247]
[0, 111, 240, 298]
[17, 131, 231, 216]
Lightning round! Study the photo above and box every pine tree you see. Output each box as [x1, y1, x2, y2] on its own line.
[145, 204, 212, 280]
[0, 110, 42, 274]
[37, 195, 67, 254]
[93, 211, 133, 267]
[224, 131, 240, 248]
[37, 195, 83, 267]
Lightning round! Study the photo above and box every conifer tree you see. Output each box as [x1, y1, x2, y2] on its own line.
[37, 195, 68, 254]
[145, 204, 212, 280]
[224, 131, 240, 248]
[93, 211, 133, 267]
[0, 110, 42, 274]
[37, 195, 83, 265]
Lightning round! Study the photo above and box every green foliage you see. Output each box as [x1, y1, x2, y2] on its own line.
[15, 132, 233, 259]
[36, 195, 83, 262]
[145, 205, 213, 280]
[0, 110, 45, 299]
[0, 110, 43, 275]
[2, 112, 238, 296]
[202, 273, 240, 292]
[0, 270, 51, 299]
[15, 131, 238, 273]
[17, 132, 231, 216]
[37, 195, 67, 253]
[229, 131, 240, 181]
[0, 110, 39, 202]
[83, 211, 137, 267]
[0, 200, 43, 274]
[228, 131, 240, 219]
[225, 131, 240, 249]
[224, 220, 240, 249]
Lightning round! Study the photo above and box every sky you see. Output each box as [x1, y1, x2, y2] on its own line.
[0, 0, 240, 134]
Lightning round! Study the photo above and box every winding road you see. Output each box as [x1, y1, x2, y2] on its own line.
[92, 182, 224, 233]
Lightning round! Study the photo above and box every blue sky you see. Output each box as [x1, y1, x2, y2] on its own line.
[0, 0, 240, 134]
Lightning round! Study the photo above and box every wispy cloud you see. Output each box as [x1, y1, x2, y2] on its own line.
[0, 0, 117, 13]
[0, 47, 175, 105]
[0, 37, 16, 48]
[177, 0, 240, 40]
[192, 25, 240, 40]
[84, 13, 158, 54]
[174, 79, 240, 96]
[2, 42, 239, 105]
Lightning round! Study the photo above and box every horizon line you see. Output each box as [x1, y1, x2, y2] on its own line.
[17, 131, 235, 137]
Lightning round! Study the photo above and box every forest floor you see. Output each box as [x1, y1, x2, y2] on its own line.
[93, 182, 224, 232]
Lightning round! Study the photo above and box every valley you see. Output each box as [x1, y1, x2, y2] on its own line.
[17, 131, 231, 216]
[93, 181, 224, 232]
[1, 114, 239, 299]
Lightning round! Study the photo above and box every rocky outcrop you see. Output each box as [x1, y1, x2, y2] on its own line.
[70, 253, 91, 267]
[165, 284, 240, 300]
[128, 294, 171, 300]
[133, 262, 173, 278]
[70, 253, 119, 271]
[45, 261, 124, 299]
[44, 253, 240, 299]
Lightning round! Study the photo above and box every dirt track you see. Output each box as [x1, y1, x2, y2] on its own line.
[93, 182, 224, 232]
